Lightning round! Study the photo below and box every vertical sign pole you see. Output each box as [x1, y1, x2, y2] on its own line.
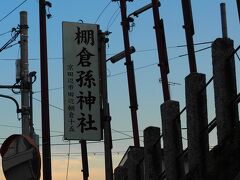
[80, 140, 89, 180]
[99, 32, 113, 180]
[39, 0, 52, 179]
[20, 11, 30, 136]
[119, 0, 140, 148]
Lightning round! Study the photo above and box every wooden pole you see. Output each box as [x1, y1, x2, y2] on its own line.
[119, 0, 140, 147]
[151, 0, 171, 102]
[99, 31, 113, 180]
[80, 140, 89, 180]
[220, 3, 228, 38]
[181, 0, 197, 73]
[39, 0, 52, 179]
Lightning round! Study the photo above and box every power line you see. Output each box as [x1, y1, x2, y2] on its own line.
[0, 40, 213, 61]
[106, 41, 213, 56]
[0, 123, 62, 134]
[0, 0, 28, 23]
[0, 30, 11, 37]
[38, 137, 141, 147]
[168, 41, 213, 49]
[95, 0, 112, 23]
[165, 46, 211, 61]
[111, 129, 133, 139]
[236, 52, 240, 61]
[34, 87, 63, 94]
[26, 45, 212, 95]
[32, 97, 143, 140]
[48, 151, 126, 157]
[33, 97, 63, 111]
[0, 57, 61, 61]
[106, 7, 121, 31]
[0, 28, 20, 53]
[109, 45, 211, 78]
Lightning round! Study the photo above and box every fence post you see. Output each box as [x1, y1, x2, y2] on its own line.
[185, 73, 209, 180]
[114, 166, 128, 180]
[212, 38, 239, 144]
[144, 126, 162, 180]
[127, 147, 144, 180]
[160, 100, 185, 180]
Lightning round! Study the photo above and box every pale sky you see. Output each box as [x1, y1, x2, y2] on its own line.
[0, 0, 239, 179]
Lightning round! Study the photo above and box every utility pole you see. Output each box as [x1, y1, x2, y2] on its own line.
[39, 0, 52, 179]
[236, 0, 240, 23]
[220, 3, 228, 38]
[119, 0, 140, 148]
[151, 0, 170, 102]
[20, 11, 30, 136]
[181, 0, 197, 73]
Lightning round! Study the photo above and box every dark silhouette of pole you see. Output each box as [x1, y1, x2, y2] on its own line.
[39, 0, 52, 179]
[99, 32, 113, 180]
[119, 0, 140, 147]
[220, 3, 228, 38]
[80, 140, 89, 180]
[151, 0, 170, 102]
[181, 0, 197, 73]
[236, 0, 240, 23]
[20, 11, 30, 136]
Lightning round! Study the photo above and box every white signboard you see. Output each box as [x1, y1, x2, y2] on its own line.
[62, 22, 102, 141]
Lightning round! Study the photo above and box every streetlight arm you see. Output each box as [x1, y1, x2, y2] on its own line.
[128, 1, 160, 17]
[0, 85, 21, 89]
[107, 46, 135, 63]
[0, 94, 21, 113]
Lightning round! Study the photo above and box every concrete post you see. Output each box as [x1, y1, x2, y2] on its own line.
[144, 126, 162, 180]
[114, 166, 128, 180]
[128, 147, 144, 180]
[160, 100, 185, 180]
[212, 38, 239, 144]
[20, 11, 30, 136]
[185, 73, 209, 180]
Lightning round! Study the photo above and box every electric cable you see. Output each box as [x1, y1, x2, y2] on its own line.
[236, 52, 240, 61]
[109, 45, 211, 78]
[0, 30, 11, 37]
[0, 40, 213, 61]
[95, 0, 112, 24]
[33, 97, 63, 111]
[106, 7, 121, 31]
[0, 27, 20, 53]
[0, 123, 62, 134]
[0, 0, 28, 23]
[32, 97, 144, 141]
